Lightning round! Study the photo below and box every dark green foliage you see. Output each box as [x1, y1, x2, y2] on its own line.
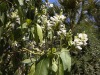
[71, 22, 100, 75]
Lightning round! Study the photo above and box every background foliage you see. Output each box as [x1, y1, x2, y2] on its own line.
[57, 0, 100, 75]
[0, 0, 100, 75]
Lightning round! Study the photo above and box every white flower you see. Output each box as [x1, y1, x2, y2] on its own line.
[40, 15, 47, 24]
[49, 14, 66, 25]
[69, 40, 74, 45]
[76, 46, 82, 50]
[83, 41, 87, 46]
[57, 31, 62, 35]
[77, 41, 83, 46]
[78, 33, 88, 41]
[74, 38, 83, 46]
[37, 19, 41, 23]
[11, 12, 16, 18]
[14, 41, 18, 47]
[83, 34, 88, 38]
[47, 20, 53, 27]
[16, 17, 20, 24]
[78, 33, 83, 38]
[60, 25, 64, 27]
[11, 10, 19, 19]
[50, 21, 56, 25]
[42, 40, 45, 44]
[62, 29, 66, 33]
[74, 37, 80, 43]
[60, 15, 66, 20]
[12, 41, 18, 47]
[35, 8, 38, 14]
[49, 4, 53, 7]
[73, 33, 88, 50]
[53, 16, 59, 21]
[22, 36, 26, 41]
[61, 29, 66, 35]
[50, 17, 55, 21]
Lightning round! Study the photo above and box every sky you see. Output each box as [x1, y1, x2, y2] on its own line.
[48, 0, 58, 3]
[42, 0, 60, 6]
[43, 0, 58, 3]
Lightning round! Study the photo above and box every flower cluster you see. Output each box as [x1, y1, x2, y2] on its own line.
[50, 14, 66, 22]
[73, 33, 88, 50]
[9, 9, 20, 24]
[57, 24, 66, 36]
[47, 14, 66, 36]
[36, 4, 88, 50]
[11, 9, 19, 19]
[37, 7, 66, 35]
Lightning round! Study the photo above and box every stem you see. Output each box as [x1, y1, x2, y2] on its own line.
[8, 48, 44, 55]
[60, 36, 62, 50]
[57, 55, 60, 75]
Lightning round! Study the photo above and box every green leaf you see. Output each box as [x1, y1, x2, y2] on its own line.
[52, 62, 58, 72]
[36, 24, 43, 43]
[34, 26, 39, 43]
[60, 48, 71, 71]
[28, 64, 35, 75]
[0, 13, 4, 24]
[22, 23, 27, 28]
[22, 58, 36, 64]
[0, 27, 3, 40]
[58, 59, 64, 75]
[18, 0, 24, 5]
[18, 6, 24, 22]
[35, 58, 50, 75]
[18, 23, 27, 29]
